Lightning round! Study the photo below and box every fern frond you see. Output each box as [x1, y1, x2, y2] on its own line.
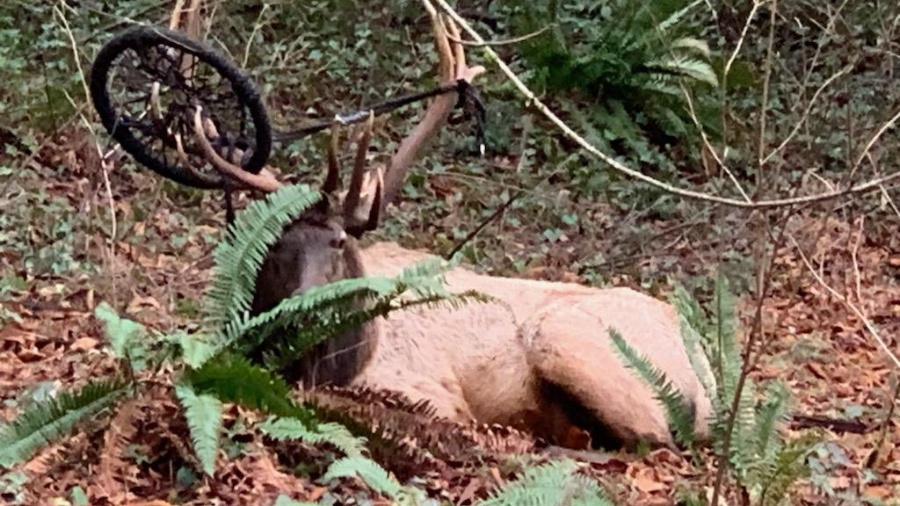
[670, 37, 711, 58]
[676, 313, 717, 404]
[231, 258, 486, 374]
[726, 381, 761, 479]
[654, 0, 703, 33]
[0, 377, 130, 468]
[713, 272, 739, 372]
[669, 284, 709, 340]
[754, 382, 792, 457]
[642, 76, 682, 96]
[249, 288, 485, 375]
[258, 416, 366, 458]
[231, 273, 431, 342]
[480, 459, 611, 506]
[609, 329, 695, 447]
[183, 354, 315, 425]
[204, 184, 321, 344]
[645, 57, 718, 87]
[755, 434, 817, 506]
[171, 331, 218, 369]
[321, 456, 403, 499]
[174, 383, 223, 476]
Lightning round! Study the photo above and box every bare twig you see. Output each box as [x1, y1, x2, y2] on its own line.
[850, 216, 865, 303]
[444, 24, 553, 47]
[848, 107, 900, 181]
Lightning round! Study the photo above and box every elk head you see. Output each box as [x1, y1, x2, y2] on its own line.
[191, 10, 484, 387]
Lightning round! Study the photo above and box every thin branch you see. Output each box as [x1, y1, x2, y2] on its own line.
[724, 1, 762, 81]
[444, 24, 553, 47]
[848, 107, 900, 180]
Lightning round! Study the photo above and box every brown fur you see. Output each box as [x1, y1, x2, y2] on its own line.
[357, 242, 713, 448]
[250, 211, 377, 388]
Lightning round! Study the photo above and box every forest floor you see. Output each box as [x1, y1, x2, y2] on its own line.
[1, 124, 900, 506]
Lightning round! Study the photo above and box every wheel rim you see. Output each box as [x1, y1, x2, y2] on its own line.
[91, 26, 271, 188]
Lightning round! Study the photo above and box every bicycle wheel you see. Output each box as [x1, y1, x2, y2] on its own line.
[90, 25, 272, 189]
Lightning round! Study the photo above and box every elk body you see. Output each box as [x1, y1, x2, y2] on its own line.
[194, 8, 713, 449]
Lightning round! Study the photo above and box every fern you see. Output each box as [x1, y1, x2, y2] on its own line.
[669, 284, 708, 337]
[204, 184, 321, 346]
[712, 271, 740, 382]
[172, 330, 219, 369]
[755, 434, 817, 506]
[675, 312, 717, 404]
[258, 416, 366, 458]
[183, 354, 316, 425]
[321, 456, 403, 499]
[174, 383, 223, 476]
[660, 275, 816, 503]
[512, 0, 720, 162]
[754, 383, 792, 457]
[480, 460, 611, 506]
[230, 264, 449, 343]
[245, 288, 485, 375]
[0, 378, 130, 468]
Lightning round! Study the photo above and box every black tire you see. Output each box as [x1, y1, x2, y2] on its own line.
[89, 25, 272, 189]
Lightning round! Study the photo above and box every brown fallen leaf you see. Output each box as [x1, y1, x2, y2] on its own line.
[489, 466, 505, 487]
[863, 484, 894, 500]
[127, 294, 161, 313]
[70, 336, 99, 352]
[806, 362, 828, 380]
[633, 475, 666, 493]
[18, 347, 45, 363]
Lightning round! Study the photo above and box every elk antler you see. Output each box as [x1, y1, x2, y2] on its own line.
[378, 5, 485, 210]
[192, 108, 282, 192]
[192, 105, 380, 232]
[191, 6, 482, 235]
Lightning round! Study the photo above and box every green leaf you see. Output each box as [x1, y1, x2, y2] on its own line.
[93, 302, 148, 364]
[259, 416, 366, 457]
[174, 383, 223, 476]
[204, 184, 322, 356]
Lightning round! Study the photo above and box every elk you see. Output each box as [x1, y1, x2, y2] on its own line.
[189, 9, 713, 450]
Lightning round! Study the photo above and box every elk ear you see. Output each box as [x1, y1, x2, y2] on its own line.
[346, 175, 381, 239]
